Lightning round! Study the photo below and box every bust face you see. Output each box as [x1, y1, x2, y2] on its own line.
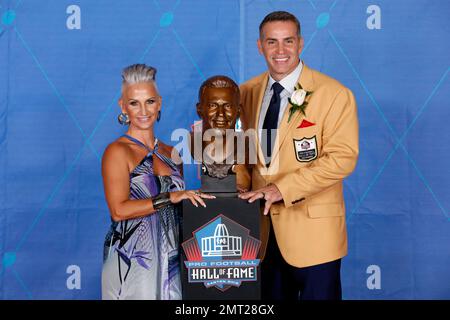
[197, 86, 240, 131]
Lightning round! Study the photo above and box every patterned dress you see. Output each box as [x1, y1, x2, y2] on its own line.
[102, 135, 185, 300]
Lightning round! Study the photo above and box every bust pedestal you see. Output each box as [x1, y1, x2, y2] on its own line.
[181, 165, 261, 299]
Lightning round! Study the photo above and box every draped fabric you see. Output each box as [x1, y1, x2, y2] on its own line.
[102, 138, 185, 300]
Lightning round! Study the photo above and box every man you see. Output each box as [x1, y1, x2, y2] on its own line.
[239, 11, 359, 300]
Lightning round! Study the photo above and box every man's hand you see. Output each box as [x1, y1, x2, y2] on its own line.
[238, 183, 283, 216]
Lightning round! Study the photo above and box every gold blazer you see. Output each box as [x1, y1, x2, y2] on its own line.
[239, 63, 359, 268]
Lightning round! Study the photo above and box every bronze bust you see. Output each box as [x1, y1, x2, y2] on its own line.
[192, 75, 241, 180]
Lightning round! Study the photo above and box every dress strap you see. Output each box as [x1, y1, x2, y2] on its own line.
[122, 134, 158, 155]
[121, 134, 179, 172]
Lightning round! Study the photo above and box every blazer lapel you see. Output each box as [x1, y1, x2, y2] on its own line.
[252, 73, 269, 166]
[269, 63, 315, 165]
[252, 73, 269, 130]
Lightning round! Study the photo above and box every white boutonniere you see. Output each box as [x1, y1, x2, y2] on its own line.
[287, 83, 313, 123]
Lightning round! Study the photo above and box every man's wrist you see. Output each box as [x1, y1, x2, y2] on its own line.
[270, 182, 288, 206]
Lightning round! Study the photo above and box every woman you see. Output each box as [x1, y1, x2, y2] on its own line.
[101, 64, 214, 300]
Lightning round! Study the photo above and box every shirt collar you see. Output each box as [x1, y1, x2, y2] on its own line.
[268, 61, 303, 94]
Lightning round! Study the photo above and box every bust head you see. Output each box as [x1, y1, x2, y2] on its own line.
[193, 76, 242, 181]
[196, 75, 241, 133]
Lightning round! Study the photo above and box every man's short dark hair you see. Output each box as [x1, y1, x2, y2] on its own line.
[198, 75, 239, 102]
[259, 11, 301, 38]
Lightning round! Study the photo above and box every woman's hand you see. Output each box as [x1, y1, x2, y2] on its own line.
[170, 190, 216, 207]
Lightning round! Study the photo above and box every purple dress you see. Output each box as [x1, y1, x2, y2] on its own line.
[102, 136, 185, 300]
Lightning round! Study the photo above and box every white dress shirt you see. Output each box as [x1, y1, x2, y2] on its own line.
[258, 61, 303, 139]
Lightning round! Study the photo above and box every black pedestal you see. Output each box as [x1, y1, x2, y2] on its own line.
[181, 197, 261, 300]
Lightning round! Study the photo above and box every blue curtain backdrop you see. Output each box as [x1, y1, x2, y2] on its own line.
[0, 0, 449, 299]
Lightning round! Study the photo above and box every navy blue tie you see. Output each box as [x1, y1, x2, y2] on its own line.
[262, 82, 284, 165]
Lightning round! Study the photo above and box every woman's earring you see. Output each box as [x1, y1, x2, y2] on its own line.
[157, 111, 161, 122]
[118, 112, 130, 125]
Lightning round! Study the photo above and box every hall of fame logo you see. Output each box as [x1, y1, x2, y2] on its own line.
[182, 214, 261, 292]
